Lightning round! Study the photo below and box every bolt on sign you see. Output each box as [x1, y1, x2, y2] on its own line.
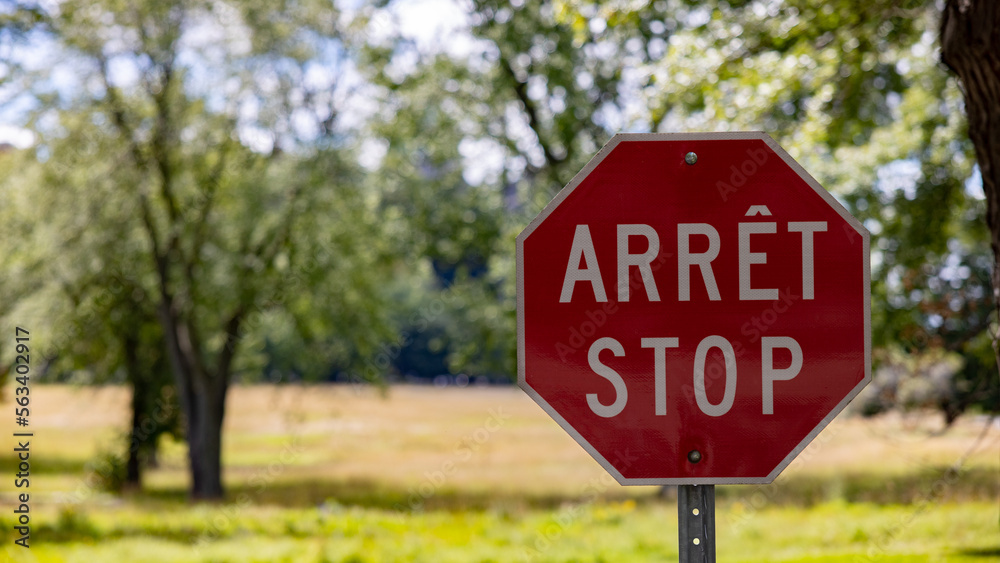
[516, 132, 871, 485]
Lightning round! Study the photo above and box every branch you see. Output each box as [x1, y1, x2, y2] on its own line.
[140, 189, 208, 381]
[944, 310, 995, 353]
[137, 192, 166, 275]
[250, 184, 304, 270]
[150, 56, 183, 235]
[215, 306, 244, 382]
[498, 51, 565, 173]
[97, 54, 148, 170]
[184, 134, 234, 302]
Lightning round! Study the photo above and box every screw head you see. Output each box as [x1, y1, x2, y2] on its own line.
[684, 152, 698, 165]
[687, 449, 702, 463]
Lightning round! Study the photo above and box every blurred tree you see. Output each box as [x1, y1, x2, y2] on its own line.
[359, 0, 996, 419]
[58, 274, 181, 490]
[0, 107, 186, 489]
[4, 0, 395, 499]
[632, 0, 996, 420]
[671, 0, 997, 420]
[0, 0, 46, 400]
[357, 0, 665, 377]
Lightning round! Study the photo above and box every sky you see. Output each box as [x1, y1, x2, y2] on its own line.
[0, 123, 33, 147]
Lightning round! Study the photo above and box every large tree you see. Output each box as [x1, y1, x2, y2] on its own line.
[6, 0, 393, 499]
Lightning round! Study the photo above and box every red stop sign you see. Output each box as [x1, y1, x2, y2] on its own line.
[516, 132, 870, 484]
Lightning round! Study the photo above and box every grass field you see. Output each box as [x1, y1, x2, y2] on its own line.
[1, 384, 997, 562]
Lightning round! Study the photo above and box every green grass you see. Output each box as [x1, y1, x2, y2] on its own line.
[1, 384, 997, 562]
[0, 499, 996, 562]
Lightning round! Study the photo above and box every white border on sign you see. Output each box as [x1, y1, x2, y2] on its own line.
[515, 131, 872, 486]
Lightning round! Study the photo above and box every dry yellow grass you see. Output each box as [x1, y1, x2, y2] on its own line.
[3, 384, 997, 503]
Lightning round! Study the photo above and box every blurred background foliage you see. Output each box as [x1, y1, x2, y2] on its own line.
[0, 0, 997, 493]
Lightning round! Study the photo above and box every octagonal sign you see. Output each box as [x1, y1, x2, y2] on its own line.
[516, 132, 870, 484]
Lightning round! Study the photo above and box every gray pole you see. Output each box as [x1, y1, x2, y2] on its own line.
[678, 484, 716, 563]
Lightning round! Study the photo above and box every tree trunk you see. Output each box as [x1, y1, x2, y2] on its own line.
[121, 315, 180, 490]
[125, 387, 144, 490]
[941, 1, 1000, 411]
[167, 361, 228, 500]
[124, 332, 143, 491]
[158, 297, 231, 501]
[186, 375, 226, 500]
[941, 2, 1000, 337]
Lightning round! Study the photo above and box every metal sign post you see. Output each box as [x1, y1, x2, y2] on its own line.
[678, 485, 715, 563]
